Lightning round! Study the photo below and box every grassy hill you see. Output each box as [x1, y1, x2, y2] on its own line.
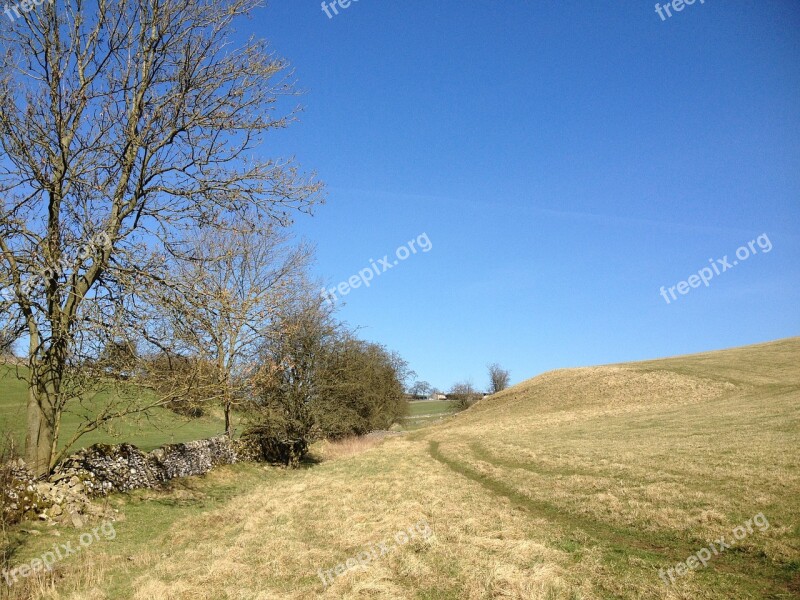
[7, 338, 800, 599]
[0, 363, 232, 454]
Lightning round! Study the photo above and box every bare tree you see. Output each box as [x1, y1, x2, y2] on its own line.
[409, 380, 432, 397]
[449, 381, 479, 411]
[487, 363, 511, 394]
[155, 227, 313, 436]
[0, 0, 323, 474]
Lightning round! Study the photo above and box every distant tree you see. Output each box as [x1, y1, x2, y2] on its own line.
[488, 363, 511, 394]
[0, 285, 21, 355]
[409, 380, 433, 397]
[99, 340, 139, 379]
[449, 381, 480, 411]
[139, 352, 219, 418]
[0, 329, 17, 355]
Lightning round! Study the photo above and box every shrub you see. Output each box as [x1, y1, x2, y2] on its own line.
[449, 382, 481, 411]
[248, 300, 412, 461]
[313, 338, 410, 439]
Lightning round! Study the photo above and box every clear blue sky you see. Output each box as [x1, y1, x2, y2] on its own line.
[246, 0, 800, 391]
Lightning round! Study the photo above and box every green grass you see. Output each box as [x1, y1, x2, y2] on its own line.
[2, 462, 276, 598]
[407, 400, 454, 417]
[0, 363, 231, 454]
[402, 399, 457, 430]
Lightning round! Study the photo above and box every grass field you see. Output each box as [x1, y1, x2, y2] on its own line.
[407, 400, 454, 417]
[4, 338, 799, 599]
[0, 363, 232, 454]
[402, 399, 457, 430]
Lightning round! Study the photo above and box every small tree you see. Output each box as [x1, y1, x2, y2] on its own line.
[409, 380, 432, 398]
[154, 227, 312, 436]
[0, 329, 17, 355]
[98, 339, 139, 380]
[141, 353, 217, 418]
[248, 293, 337, 465]
[249, 294, 413, 459]
[449, 381, 480, 411]
[488, 363, 511, 394]
[0, 284, 21, 355]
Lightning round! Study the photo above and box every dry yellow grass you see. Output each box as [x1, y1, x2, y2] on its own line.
[6, 337, 799, 599]
[310, 436, 385, 462]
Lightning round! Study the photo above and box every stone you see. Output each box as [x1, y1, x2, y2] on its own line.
[20, 529, 40, 536]
[70, 512, 84, 528]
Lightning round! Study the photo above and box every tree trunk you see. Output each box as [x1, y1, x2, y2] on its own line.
[24, 328, 61, 476]
[224, 395, 232, 438]
[24, 385, 54, 476]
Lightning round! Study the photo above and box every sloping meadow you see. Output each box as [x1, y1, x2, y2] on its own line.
[4, 338, 799, 599]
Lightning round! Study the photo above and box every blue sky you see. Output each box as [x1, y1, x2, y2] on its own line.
[244, 0, 800, 391]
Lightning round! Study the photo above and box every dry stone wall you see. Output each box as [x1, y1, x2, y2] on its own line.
[2, 434, 284, 526]
[52, 436, 261, 496]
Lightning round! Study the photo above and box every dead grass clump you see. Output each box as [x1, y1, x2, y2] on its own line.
[312, 436, 383, 462]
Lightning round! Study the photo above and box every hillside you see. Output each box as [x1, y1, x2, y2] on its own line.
[8, 338, 800, 599]
[0, 363, 232, 453]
